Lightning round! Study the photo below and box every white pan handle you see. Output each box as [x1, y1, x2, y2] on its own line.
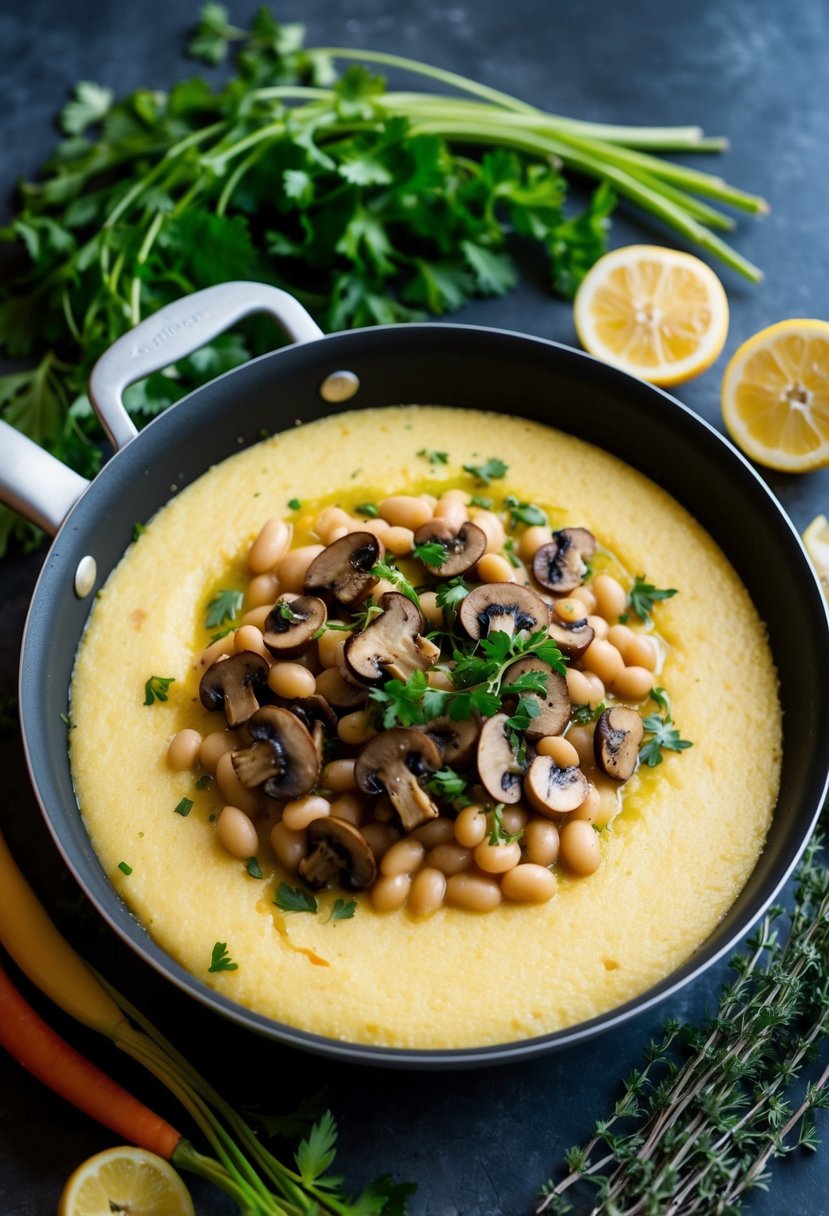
[88, 281, 324, 451]
[0, 421, 90, 535]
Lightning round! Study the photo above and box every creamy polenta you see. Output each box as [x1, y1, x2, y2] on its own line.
[70, 407, 780, 1049]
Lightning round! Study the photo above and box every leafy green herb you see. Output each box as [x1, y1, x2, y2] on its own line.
[462, 457, 508, 485]
[287, 497, 301, 510]
[487, 803, 524, 846]
[174, 797, 193, 817]
[274, 883, 318, 914]
[209, 625, 236, 644]
[195, 774, 212, 790]
[502, 538, 522, 568]
[245, 857, 264, 879]
[0, 11, 764, 556]
[413, 539, 448, 567]
[536, 823, 829, 1216]
[435, 577, 471, 616]
[208, 941, 238, 973]
[572, 700, 606, 725]
[132, 521, 146, 541]
[277, 601, 303, 623]
[295, 1109, 339, 1188]
[143, 675, 175, 706]
[427, 767, 469, 804]
[417, 449, 449, 465]
[355, 502, 380, 518]
[469, 494, 493, 509]
[371, 559, 420, 607]
[205, 588, 243, 629]
[117, 861, 132, 876]
[628, 575, 678, 625]
[326, 898, 357, 923]
[59, 711, 75, 730]
[649, 685, 670, 713]
[503, 494, 547, 529]
[639, 709, 693, 767]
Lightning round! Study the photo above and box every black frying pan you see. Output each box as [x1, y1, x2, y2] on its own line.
[1, 281, 827, 1067]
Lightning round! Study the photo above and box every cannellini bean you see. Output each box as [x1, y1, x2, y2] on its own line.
[362, 822, 399, 862]
[566, 724, 596, 768]
[199, 730, 239, 773]
[248, 518, 292, 574]
[501, 863, 557, 904]
[315, 667, 365, 706]
[199, 633, 235, 668]
[234, 625, 269, 659]
[476, 553, 517, 583]
[445, 872, 501, 912]
[426, 842, 473, 875]
[408, 867, 446, 918]
[592, 573, 627, 621]
[559, 819, 602, 875]
[216, 751, 260, 816]
[359, 518, 391, 542]
[612, 665, 655, 701]
[524, 818, 560, 866]
[283, 795, 331, 831]
[501, 806, 529, 834]
[625, 635, 658, 671]
[471, 510, 506, 553]
[582, 671, 606, 706]
[217, 806, 259, 859]
[384, 526, 415, 556]
[427, 669, 454, 691]
[535, 736, 579, 768]
[380, 837, 426, 877]
[587, 614, 609, 641]
[571, 584, 597, 614]
[246, 572, 280, 609]
[555, 597, 588, 623]
[321, 758, 358, 792]
[411, 818, 456, 848]
[318, 627, 350, 668]
[337, 709, 378, 745]
[371, 873, 411, 912]
[434, 497, 468, 529]
[607, 623, 635, 658]
[315, 506, 353, 545]
[270, 821, 307, 871]
[473, 839, 521, 874]
[379, 495, 434, 529]
[277, 545, 325, 593]
[454, 804, 487, 848]
[419, 591, 444, 630]
[329, 793, 364, 826]
[566, 668, 594, 707]
[371, 578, 398, 604]
[167, 728, 202, 771]
[241, 605, 272, 630]
[582, 639, 625, 684]
[518, 525, 554, 562]
[267, 661, 316, 699]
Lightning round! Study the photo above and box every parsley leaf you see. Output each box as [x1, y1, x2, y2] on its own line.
[245, 857, 264, 879]
[117, 861, 132, 876]
[274, 883, 318, 914]
[639, 712, 693, 768]
[295, 1110, 339, 1187]
[355, 502, 380, 518]
[205, 588, 243, 629]
[413, 540, 449, 567]
[208, 941, 238, 973]
[143, 675, 175, 706]
[572, 700, 606, 725]
[371, 559, 420, 608]
[174, 797, 193, 817]
[628, 575, 678, 626]
[435, 577, 471, 615]
[503, 494, 548, 529]
[326, 898, 357, 923]
[487, 803, 524, 846]
[427, 767, 469, 803]
[462, 457, 508, 485]
[417, 449, 449, 465]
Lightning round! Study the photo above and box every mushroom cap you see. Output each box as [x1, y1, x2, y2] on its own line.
[286, 694, 338, 736]
[476, 713, 526, 804]
[594, 705, 644, 782]
[524, 754, 590, 816]
[532, 527, 597, 595]
[417, 714, 481, 767]
[343, 592, 438, 684]
[299, 817, 377, 891]
[546, 616, 595, 659]
[413, 518, 487, 577]
[199, 651, 269, 729]
[459, 582, 549, 640]
[263, 595, 326, 658]
[502, 655, 571, 739]
[354, 728, 442, 830]
[304, 532, 384, 606]
[231, 705, 320, 798]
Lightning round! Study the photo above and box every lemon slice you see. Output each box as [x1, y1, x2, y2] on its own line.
[803, 514, 829, 602]
[573, 245, 729, 386]
[58, 1146, 195, 1216]
[721, 319, 829, 471]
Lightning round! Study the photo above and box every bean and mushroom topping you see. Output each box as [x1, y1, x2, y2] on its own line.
[177, 471, 691, 918]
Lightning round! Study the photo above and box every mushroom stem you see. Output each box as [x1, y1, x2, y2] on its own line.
[233, 740, 285, 789]
[382, 766, 440, 831]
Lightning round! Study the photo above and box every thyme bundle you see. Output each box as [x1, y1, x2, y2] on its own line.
[537, 821, 829, 1216]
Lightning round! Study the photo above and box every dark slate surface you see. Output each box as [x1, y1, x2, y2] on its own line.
[1, 0, 828, 1213]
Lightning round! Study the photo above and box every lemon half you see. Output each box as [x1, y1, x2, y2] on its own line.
[721, 319, 829, 472]
[58, 1146, 195, 1216]
[803, 514, 829, 603]
[574, 244, 729, 386]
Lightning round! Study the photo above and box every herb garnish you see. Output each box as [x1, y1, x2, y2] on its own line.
[287, 497, 301, 510]
[417, 449, 449, 466]
[174, 797, 193, 817]
[205, 588, 243, 629]
[503, 494, 547, 528]
[462, 458, 508, 485]
[355, 502, 380, 518]
[277, 601, 303, 623]
[370, 559, 421, 608]
[274, 883, 318, 914]
[413, 539, 449, 567]
[572, 701, 607, 725]
[487, 803, 524, 846]
[245, 857, 264, 879]
[208, 942, 238, 973]
[639, 690, 693, 767]
[117, 861, 132, 876]
[427, 767, 470, 804]
[132, 522, 146, 541]
[469, 494, 494, 509]
[628, 575, 678, 625]
[325, 898, 357, 923]
[195, 774, 212, 790]
[143, 675, 175, 705]
[502, 538, 522, 568]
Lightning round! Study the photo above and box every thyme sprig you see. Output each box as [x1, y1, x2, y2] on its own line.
[536, 822, 829, 1216]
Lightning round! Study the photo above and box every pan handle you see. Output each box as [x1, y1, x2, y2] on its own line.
[0, 421, 90, 536]
[88, 281, 324, 451]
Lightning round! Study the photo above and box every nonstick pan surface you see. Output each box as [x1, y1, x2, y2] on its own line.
[8, 292, 829, 1067]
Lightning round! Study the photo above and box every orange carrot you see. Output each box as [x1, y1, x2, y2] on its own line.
[0, 961, 181, 1160]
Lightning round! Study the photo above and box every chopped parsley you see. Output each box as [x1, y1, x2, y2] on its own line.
[195, 774, 212, 790]
[639, 709, 693, 768]
[417, 449, 449, 465]
[117, 861, 132, 876]
[427, 766, 469, 803]
[326, 898, 357, 923]
[174, 797, 193, 817]
[628, 575, 677, 625]
[288, 497, 301, 510]
[572, 701, 607, 725]
[371, 559, 420, 608]
[205, 588, 243, 629]
[245, 857, 264, 879]
[487, 803, 524, 846]
[462, 457, 508, 485]
[208, 942, 238, 973]
[503, 494, 547, 529]
[355, 502, 380, 518]
[132, 521, 146, 541]
[413, 540, 449, 567]
[143, 675, 175, 706]
[469, 494, 493, 509]
[274, 883, 318, 914]
[502, 538, 522, 568]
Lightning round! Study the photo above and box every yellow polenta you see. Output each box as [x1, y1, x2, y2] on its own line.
[70, 407, 780, 1049]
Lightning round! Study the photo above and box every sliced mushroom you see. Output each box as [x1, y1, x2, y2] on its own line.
[524, 755, 590, 816]
[533, 527, 596, 594]
[304, 532, 384, 606]
[343, 592, 441, 684]
[286, 695, 337, 762]
[547, 616, 595, 659]
[354, 729, 442, 831]
[298, 817, 377, 891]
[459, 583, 549, 641]
[594, 706, 644, 782]
[231, 706, 320, 798]
[417, 715, 481, 767]
[502, 656, 571, 739]
[199, 651, 269, 729]
[476, 713, 526, 804]
[315, 666, 369, 709]
[412, 518, 487, 577]
[263, 595, 326, 658]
